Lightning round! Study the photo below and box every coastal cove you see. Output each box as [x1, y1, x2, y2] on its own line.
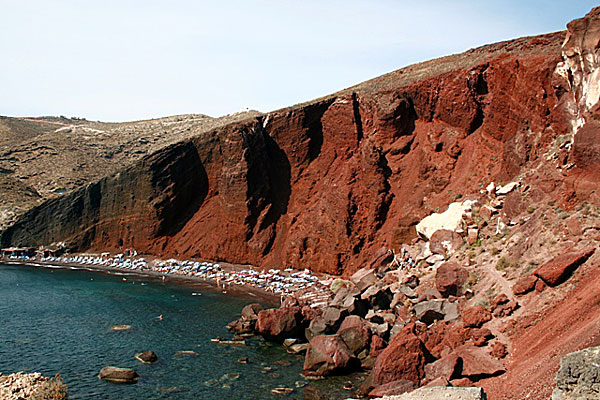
[0, 263, 351, 399]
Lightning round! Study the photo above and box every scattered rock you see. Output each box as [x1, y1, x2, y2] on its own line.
[512, 275, 538, 295]
[134, 350, 158, 364]
[98, 366, 139, 384]
[462, 305, 491, 328]
[288, 343, 310, 354]
[271, 387, 294, 395]
[174, 350, 199, 357]
[470, 328, 493, 346]
[490, 342, 508, 359]
[533, 248, 595, 286]
[241, 303, 264, 320]
[237, 356, 249, 364]
[111, 325, 132, 331]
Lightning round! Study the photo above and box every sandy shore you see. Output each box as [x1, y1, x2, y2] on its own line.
[0, 258, 282, 306]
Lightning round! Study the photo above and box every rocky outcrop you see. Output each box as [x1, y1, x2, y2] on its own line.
[0, 372, 68, 400]
[552, 345, 600, 399]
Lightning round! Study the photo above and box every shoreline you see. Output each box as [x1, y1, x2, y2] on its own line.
[0, 258, 283, 306]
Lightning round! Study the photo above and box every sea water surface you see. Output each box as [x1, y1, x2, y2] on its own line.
[0, 263, 351, 399]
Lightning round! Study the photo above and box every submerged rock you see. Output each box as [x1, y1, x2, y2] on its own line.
[98, 366, 139, 384]
[135, 350, 158, 364]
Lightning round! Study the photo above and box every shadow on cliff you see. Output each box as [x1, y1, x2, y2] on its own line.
[151, 141, 209, 237]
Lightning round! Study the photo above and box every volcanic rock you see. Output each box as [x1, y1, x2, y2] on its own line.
[256, 307, 303, 342]
[462, 305, 491, 328]
[371, 325, 427, 385]
[429, 229, 464, 255]
[241, 303, 264, 320]
[455, 345, 505, 377]
[424, 353, 459, 382]
[490, 342, 508, 359]
[134, 350, 158, 364]
[435, 262, 468, 297]
[303, 334, 355, 376]
[512, 275, 538, 295]
[414, 299, 459, 325]
[416, 201, 478, 240]
[368, 379, 417, 398]
[351, 268, 377, 292]
[337, 315, 371, 355]
[533, 247, 595, 286]
[98, 366, 139, 384]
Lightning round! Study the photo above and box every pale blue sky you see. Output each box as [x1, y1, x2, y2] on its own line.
[1, 1, 596, 121]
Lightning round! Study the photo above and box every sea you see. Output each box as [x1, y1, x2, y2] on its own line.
[0, 263, 355, 399]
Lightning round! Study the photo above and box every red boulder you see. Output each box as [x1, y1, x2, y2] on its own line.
[368, 379, 417, 398]
[435, 262, 468, 297]
[533, 248, 595, 286]
[512, 275, 538, 295]
[338, 315, 371, 355]
[303, 334, 355, 376]
[462, 305, 491, 328]
[256, 307, 302, 341]
[372, 325, 427, 385]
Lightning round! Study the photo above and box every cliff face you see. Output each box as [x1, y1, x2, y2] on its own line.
[2, 19, 599, 275]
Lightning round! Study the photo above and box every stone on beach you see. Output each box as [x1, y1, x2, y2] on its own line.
[98, 366, 139, 384]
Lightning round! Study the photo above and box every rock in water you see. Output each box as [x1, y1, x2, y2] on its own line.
[98, 366, 139, 384]
[135, 350, 158, 364]
[552, 345, 600, 400]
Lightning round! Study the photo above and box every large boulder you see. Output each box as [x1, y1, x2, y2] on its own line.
[256, 307, 302, 341]
[371, 325, 427, 385]
[303, 334, 356, 376]
[414, 299, 459, 325]
[552, 345, 600, 400]
[351, 268, 377, 292]
[429, 229, 464, 256]
[330, 287, 369, 317]
[338, 315, 371, 355]
[435, 262, 468, 297]
[533, 248, 595, 286]
[98, 366, 139, 384]
[369, 247, 395, 272]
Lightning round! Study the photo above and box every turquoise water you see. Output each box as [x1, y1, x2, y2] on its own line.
[0, 263, 353, 399]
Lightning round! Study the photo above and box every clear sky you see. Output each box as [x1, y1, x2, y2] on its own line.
[1, 1, 597, 122]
